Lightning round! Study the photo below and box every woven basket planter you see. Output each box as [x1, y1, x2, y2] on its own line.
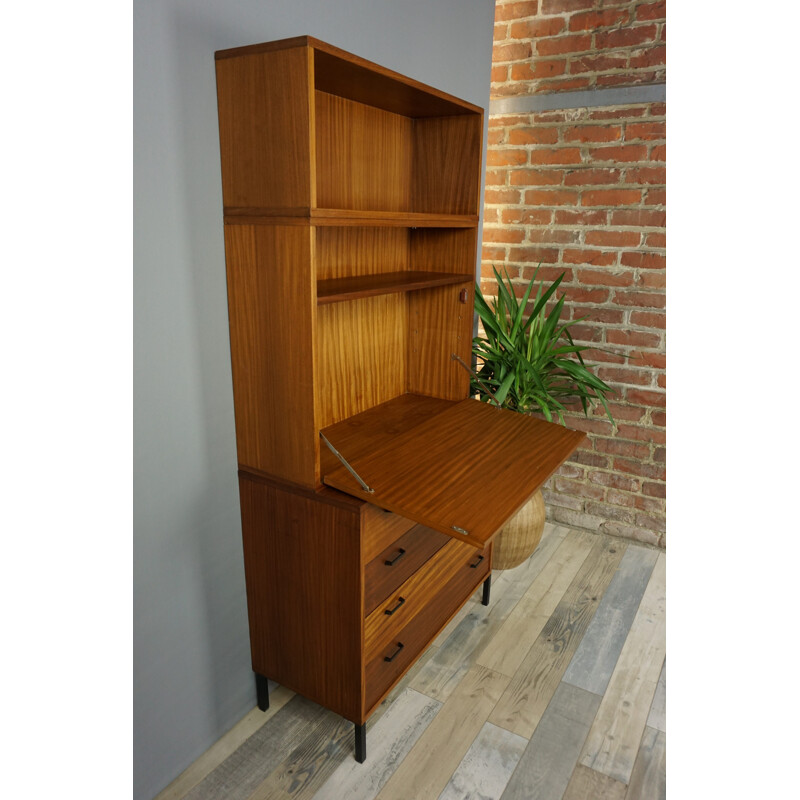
[492, 489, 546, 570]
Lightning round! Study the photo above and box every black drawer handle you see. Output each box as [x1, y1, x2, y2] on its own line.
[384, 642, 404, 662]
[469, 554, 485, 569]
[385, 548, 406, 566]
[384, 596, 406, 616]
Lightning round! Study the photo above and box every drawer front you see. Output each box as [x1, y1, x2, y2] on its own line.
[364, 524, 450, 616]
[364, 542, 489, 711]
[362, 505, 417, 564]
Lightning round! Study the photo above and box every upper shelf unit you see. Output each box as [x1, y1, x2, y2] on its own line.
[215, 36, 484, 221]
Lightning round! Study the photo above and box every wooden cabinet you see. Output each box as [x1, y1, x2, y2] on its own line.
[214, 35, 585, 761]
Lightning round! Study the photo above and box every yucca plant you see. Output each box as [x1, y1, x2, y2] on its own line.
[472, 266, 614, 426]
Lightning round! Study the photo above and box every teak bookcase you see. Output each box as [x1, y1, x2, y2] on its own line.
[214, 35, 585, 762]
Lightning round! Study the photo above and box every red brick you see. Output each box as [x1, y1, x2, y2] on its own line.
[611, 209, 665, 226]
[483, 187, 522, 204]
[518, 265, 574, 283]
[493, 42, 533, 62]
[645, 188, 666, 205]
[487, 149, 528, 167]
[566, 416, 615, 436]
[512, 59, 567, 80]
[614, 290, 665, 308]
[508, 127, 560, 145]
[491, 66, 509, 84]
[635, 512, 666, 532]
[625, 166, 665, 184]
[650, 144, 666, 161]
[509, 168, 564, 186]
[604, 403, 646, 422]
[570, 53, 629, 74]
[510, 18, 566, 38]
[507, 246, 560, 263]
[638, 272, 665, 289]
[529, 147, 583, 165]
[524, 189, 579, 206]
[582, 189, 642, 206]
[606, 329, 661, 349]
[645, 232, 666, 247]
[614, 423, 665, 444]
[590, 471, 640, 492]
[642, 481, 666, 498]
[564, 168, 622, 186]
[632, 494, 665, 513]
[536, 33, 593, 56]
[569, 450, 611, 469]
[537, 77, 593, 92]
[484, 169, 507, 186]
[565, 287, 611, 303]
[607, 489, 636, 507]
[588, 108, 648, 121]
[494, 22, 507, 42]
[597, 366, 651, 386]
[500, 208, 553, 225]
[660, 23, 666, 41]
[651, 410, 666, 427]
[594, 438, 650, 459]
[568, 323, 603, 342]
[656, 373, 666, 388]
[495, 1, 539, 22]
[489, 114, 532, 127]
[577, 268, 634, 286]
[569, 8, 629, 32]
[614, 458, 665, 480]
[483, 227, 525, 244]
[636, 1, 666, 21]
[556, 462, 585, 479]
[554, 209, 608, 225]
[595, 24, 658, 50]
[626, 388, 666, 406]
[483, 209, 500, 225]
[554, 478, 606, 500]
[630, 350, 666, 369]
[585, 230, 641, 247]
[630, 45, 666, 69]
[589, 144, 648, 163]
[564, 125, 622, 143]
[576, 306, 625, 324]
[541, 0, 594, 12]
[629, 310, 665, 329]
[621, 251, 666, 269]
[649, 102, 667, 116]
[597, 71, 662, 87]
[481, 246, 506, 261]
[563, 249, 617, 266]
[626, 121, 666, 140]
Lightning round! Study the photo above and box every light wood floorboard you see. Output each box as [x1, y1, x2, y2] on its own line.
[155, 528, 665, 800]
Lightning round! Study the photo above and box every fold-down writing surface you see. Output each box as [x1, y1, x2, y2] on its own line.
[322, 397, 586, 548]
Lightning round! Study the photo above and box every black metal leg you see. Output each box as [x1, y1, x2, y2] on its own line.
[255, 673, 270, 711]
[354, 722, 366, 763]
[481, 575, 491, 606]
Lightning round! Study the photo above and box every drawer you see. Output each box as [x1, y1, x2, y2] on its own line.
[364, 524, 450, 616]
[364, 540, 489, 711]
[362, 505, 417, 564]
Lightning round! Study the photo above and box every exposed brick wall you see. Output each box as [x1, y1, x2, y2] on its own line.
[492, 0, 666, 95]
[482, 0, 666, 548]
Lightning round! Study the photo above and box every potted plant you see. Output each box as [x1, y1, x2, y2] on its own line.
[473, 265, 615, 569]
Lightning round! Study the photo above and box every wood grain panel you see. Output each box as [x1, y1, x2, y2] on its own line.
[563, 765, 627, 800]
[224, 224, 317, 485]
[318, 271, 473, 305]
[409, 227, 478, 275]
[412, 114, 483, 215]
[407, 282, 473, 400]
[315, 91, 412, 212]
[215, 47, 311, 210]
[625, 727, 666, 800]
[315, 227, 408, 281]
[311, 209, 478, 227]
[238, 475, 363, 722]
[361, 505, 417, 564]
[315, 294, 408, 429]
[364, 524, 450, 616]
[323, 398, 586, 547]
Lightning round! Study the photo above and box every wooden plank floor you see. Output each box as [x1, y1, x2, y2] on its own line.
[155, 524, 666, 800]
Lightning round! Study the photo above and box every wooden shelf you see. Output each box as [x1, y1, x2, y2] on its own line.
[317, 271, 473, 305]
[223, 208, 480, 228]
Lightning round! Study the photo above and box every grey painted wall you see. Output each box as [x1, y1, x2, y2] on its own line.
[133, 1, 494, 798]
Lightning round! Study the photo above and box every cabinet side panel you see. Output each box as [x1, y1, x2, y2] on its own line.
[216, 47, 312, 210]
[412, 114, 483, 215]
[316, 294, 408, 428]
[239, 475, 363, 722]
[225, 224, 317, 485]
[315, 227, 409, 281]
[315, 90, 413, 212]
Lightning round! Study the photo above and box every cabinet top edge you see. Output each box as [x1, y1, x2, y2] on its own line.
[214, 35, 483, 116]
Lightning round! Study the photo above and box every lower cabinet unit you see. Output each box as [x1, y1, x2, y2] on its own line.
[238, 470, 491, 762]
